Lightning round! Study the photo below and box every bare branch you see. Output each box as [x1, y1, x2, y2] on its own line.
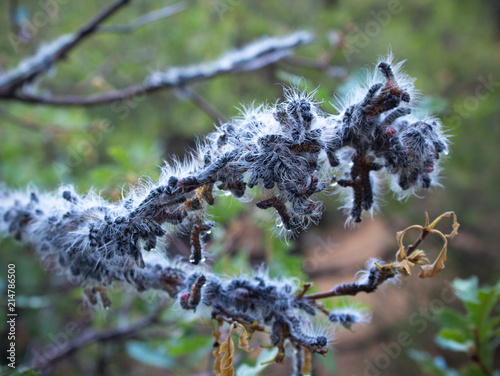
[304, 212, 459, 300]
[2, 31, 314, 106]
[44, 0, 131, 60]
[281, 30, 346, 78]
[0, 0, 130, 97]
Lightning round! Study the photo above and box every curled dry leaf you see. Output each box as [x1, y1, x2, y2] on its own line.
[419, 211, 459, 278]
[220, 327, 235, 376]
[428, 211, 460, 237]
[213, 322, 254, 376]
[391, 212, 460, 279]
[233, 322, 254, 353]
[418, 247, 447, 278]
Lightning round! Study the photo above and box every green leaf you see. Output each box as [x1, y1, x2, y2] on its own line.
[453, 277, 479, 304]
[464, 283, 500, 334]
[436, 337, 471, 353]
[207, 194, 247, 223]
[88, 165, 121, 186]
[436, 327, 471, 353]
[266, 229, 305, 280]
[212, 251, 250, 276]
[435, 308, 471, 334]
[408, 349, 460, 376]
[461, 364, 496, 376]
[437, 327, 468, 342]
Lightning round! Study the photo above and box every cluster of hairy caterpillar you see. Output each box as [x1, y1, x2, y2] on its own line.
[1, 181, 402, 370]
[0, 56, 448, 290]
[0, 187, 190, 296]
[329, 55, 449, 222]
[328, 308, 371, 330]
[176, 270, 375, 359]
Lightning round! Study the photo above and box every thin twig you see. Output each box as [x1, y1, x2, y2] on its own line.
[282, 39, 345, 78]
[30, 303, 166, 370]
[301, 269, 390, 301]
[302, 226, 430, 301]
[48, 0, 131, 61]
[178, 86, 228, 123]
[284, 55, 329, 70]
[406, 227, 430, 257]
[98, 2, 187, 34]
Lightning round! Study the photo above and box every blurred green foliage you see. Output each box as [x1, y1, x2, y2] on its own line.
[409, 277, 500, 376]
[1, 0, 499, 375]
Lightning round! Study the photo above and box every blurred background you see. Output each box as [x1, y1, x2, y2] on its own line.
[0, 0, 499, 375]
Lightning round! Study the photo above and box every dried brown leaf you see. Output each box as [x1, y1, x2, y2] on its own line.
[419, 247, 447, 278]
[398, 259, 414, 278]
[220, 325, 235, 376]
[418, 212, 460, 278]
[301, 347, 312, 374]
[429, 211, 460, 238]
[393, 212, 460, 280]
[418, 229, 448, 279]
[233, 322, 253, 353]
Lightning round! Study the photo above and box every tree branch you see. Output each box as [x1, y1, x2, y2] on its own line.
[2, 31, 314, 106]
[303, 212, 458, 301]
[51, 0, 131, 60]
[177, 86, 228, 123]
[0, 0, 131, 96]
